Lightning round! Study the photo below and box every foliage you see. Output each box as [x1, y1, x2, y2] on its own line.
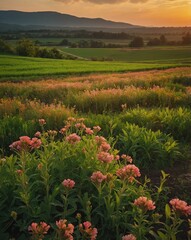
[0, 119, 190, 240]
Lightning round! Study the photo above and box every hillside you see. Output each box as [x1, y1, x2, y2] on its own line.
[0, 10, 139, 29]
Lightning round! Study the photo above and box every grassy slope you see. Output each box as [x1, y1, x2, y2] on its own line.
[0, 54, 188, 80]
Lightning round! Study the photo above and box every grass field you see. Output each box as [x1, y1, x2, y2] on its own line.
[0, 54, 186, 80]
[59, 46, 191, 63]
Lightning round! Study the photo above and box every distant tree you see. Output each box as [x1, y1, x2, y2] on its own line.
[0, 39, 14, 54]
[147, 38, 161, 46]
[129, 36, 144, 48]
[160, 35, 167, 45]
[16, 38, 37, 57]
[60, 39, 70, 46]
[182, 32, 191, 45]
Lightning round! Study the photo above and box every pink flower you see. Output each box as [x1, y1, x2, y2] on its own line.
[28, 222, 50, 239]
[85, 128, 94, 135]
[99, 142, 111, 152]
[93, 126, 101, 133]
[95, 136, 107, 145]
[170, 198, 191, 216]
[134, 197, 156, 211]
[16, 169, 23, 176]
[62, 179, 75, 189]
[121, 154, 133, 163]
[122, 234, 136, 240]
[10, 136, 41, 152]
[56, 219, 74, 240]
[66, 133, 81, 144]
[97, 152, 114, 163]
[116, 164, 140, 182]
[79, 221, 98, 240]
[60, 127, 67, 135]
[34, 131, 41, 138]
[39, 119, 46, 126]
[115, 155, 120, 161]
[75, 123, 86, 130]
[31, 138, 42, 149]
[91, 171, 107, 184]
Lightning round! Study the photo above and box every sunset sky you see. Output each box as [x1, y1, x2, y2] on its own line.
[0, 0, 191, 27]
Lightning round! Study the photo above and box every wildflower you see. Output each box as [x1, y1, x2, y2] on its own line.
[47, 130, 57, 136]
[38, 163, 43, 170]
[122, 234, 136, 240]
[95, 136, 107, 145]
[93, 126, 101, 133]
[75, 123, 86, 130]
[116, 164, 140, 182]
[85, 128, 94, 135]
[9, 136, 42, 152]
[34, 131, 41, 138]
[121, 103, 127, 111]
[121, 154, 133, 163]
[28, 222, 50, 239]
[134, 196, 156, 211]
[56, 219, 74, 240]
[16, 169, 23, 176]
[79, 221, 98, 240]
[115, 155, 120, 161]
[31, 138, 42, 149]
[99, 142, 111, 152]
[91, 171, 107, 184]
[67, 117, 76, 123]
[97, 152, 114, 163]
[39, 119, 46, 126]
[170, 198, 191, 216]
[66, 133, 81, 144]
[60, 127, 67, 135]
[62, 179, 75, 189]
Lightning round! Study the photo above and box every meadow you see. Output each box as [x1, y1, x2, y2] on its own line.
[0, 54, 186, 80]
[59, 46, 191, 63]
[0, 54, 191, 239]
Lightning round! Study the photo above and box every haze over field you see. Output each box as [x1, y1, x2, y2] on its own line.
[0, 0, 191, 27]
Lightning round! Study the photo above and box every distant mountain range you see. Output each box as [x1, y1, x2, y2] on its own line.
[0, 10, 140, 30]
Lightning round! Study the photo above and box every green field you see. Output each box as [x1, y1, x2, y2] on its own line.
[0, 54, 185, 80]
[59, 46, 191, 63]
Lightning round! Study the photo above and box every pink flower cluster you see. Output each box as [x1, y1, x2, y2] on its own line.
[99, 142, 111, 152]
[116, 164, 141, 182]
[134, 196, 156, 211]
[75, 122, 86, 130]
[170, 198, 191, 216]
[28, 222, 50, 239]
[85, 128, 94, 135]
[93, 126, 101, 133]
[79, 221, 98, 240]
[56, 219, 74, 240]
[122, 234, 136, 240]
[62, 179, 75, 189]
[91, 171, 107, 184]
[121, 154, 133, 163]
[97, 151, 114, 163]
[9, 136, 42, 152]
[95, 136, 107, 145]
[66, 133, 81, 144]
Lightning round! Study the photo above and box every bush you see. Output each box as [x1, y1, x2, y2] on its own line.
[118, 123, 180, 169]
[129, 36, 144, 48]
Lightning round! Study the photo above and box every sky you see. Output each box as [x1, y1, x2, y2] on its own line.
[0, 0, 191, 27]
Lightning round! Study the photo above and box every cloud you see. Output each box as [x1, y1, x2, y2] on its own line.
[53, 0, 149, 4]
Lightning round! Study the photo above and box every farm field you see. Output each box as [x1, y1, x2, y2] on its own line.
[0, 54, 191, 239]
[0, 54, 187, 80]
[59, 46, 191, 63]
